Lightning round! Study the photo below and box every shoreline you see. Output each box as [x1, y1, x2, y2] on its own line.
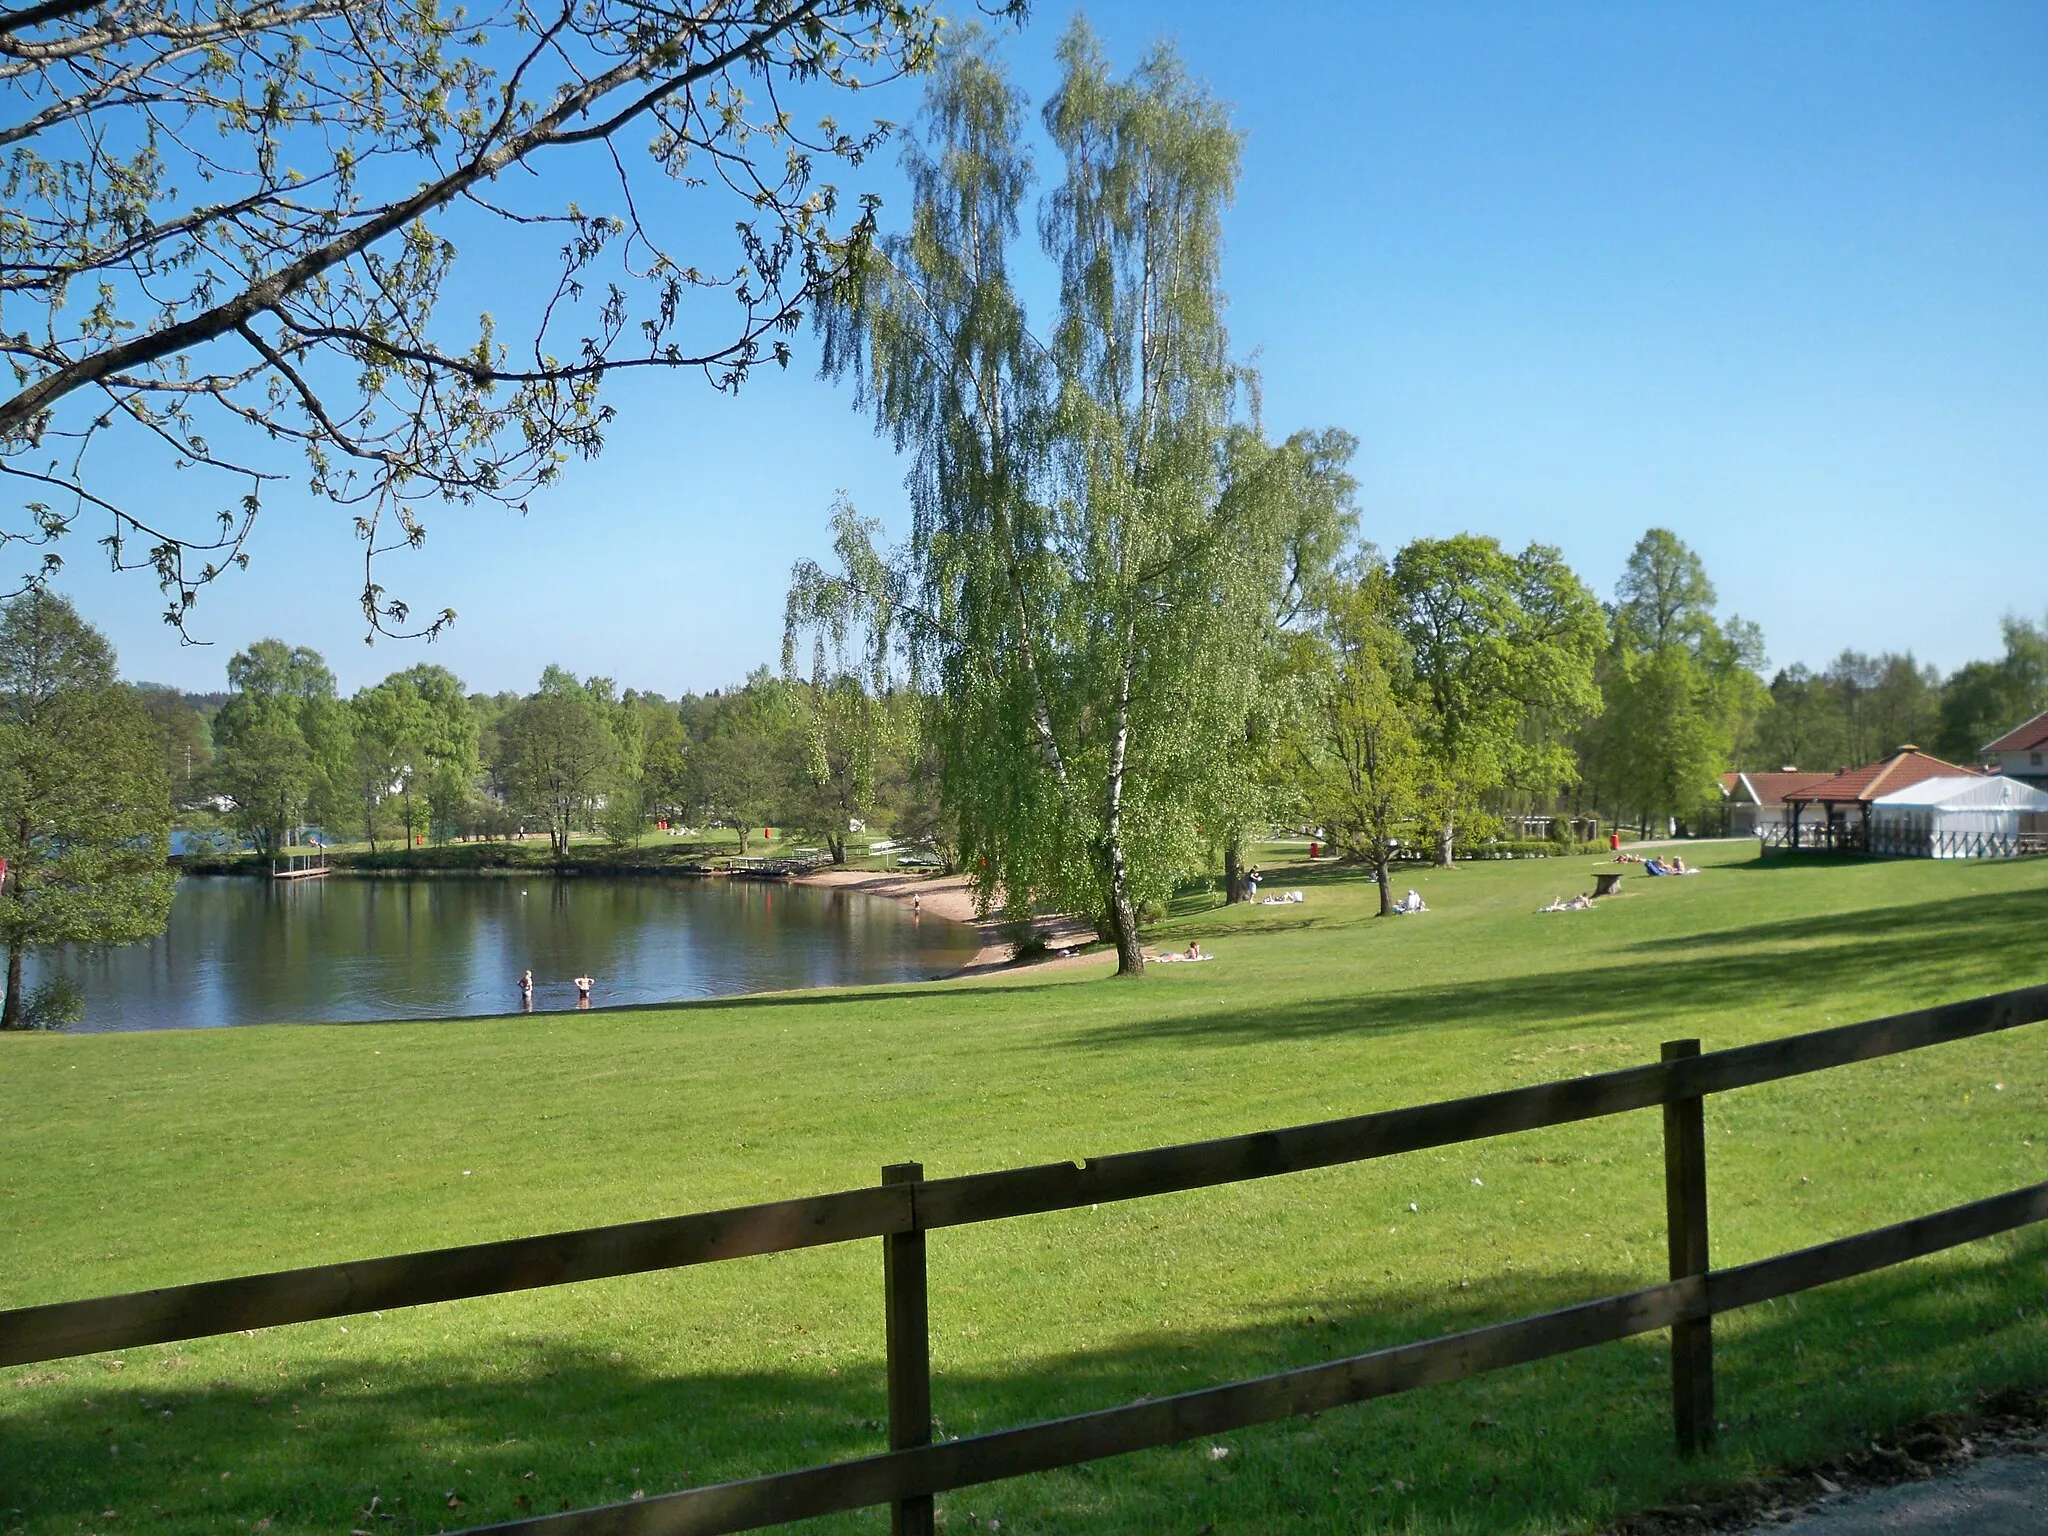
[790, 867, 1106, 978]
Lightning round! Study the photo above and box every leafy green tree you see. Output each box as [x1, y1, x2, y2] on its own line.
[389, 665, 481, 840]
[1392, 535, 1605, 865]
[494, 685, 621, 861]
[808, 27, 1305, 972]
[1591, 530, 1767, 833]
[639, 707, 693, 827]
[1937, 616, 2048, 761]
[1207, 428, 1361, 902]
[783, 521, 906, 863]
[213, 700, 314, 857]
[1298, 560, 1423, 914]
[1752, 663, 1849, 772]
[211, 639, 348, 854]
[348, 677, 436, 850]
[133, 684, 214, 810]
[692, 672, 799, 853]
[781, 676, 890, 863]
[0, 593, 173, 1028]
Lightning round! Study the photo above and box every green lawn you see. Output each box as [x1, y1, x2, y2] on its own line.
[4, 845, 2047, 1535]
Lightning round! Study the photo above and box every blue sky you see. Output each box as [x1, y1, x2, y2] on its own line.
[67, 1, 2048, 696]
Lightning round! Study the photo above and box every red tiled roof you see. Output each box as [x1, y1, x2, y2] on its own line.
[1782, 747, 1982, 807]
[1984, 709, 2048, 756]
[1727, 770, 1836, 807]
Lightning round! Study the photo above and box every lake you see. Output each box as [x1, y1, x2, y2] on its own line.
[32, 875, 981, 1031]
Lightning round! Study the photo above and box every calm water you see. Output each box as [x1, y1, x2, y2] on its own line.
[32, 875, 980, 1031]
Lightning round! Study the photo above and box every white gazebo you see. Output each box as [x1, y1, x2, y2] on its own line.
[1869, 775, 2048, 859]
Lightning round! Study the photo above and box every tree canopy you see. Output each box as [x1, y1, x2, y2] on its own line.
[1, 0, 954, 634]
[0, 591, 172, 1027]
[798, 23, 1328, 972]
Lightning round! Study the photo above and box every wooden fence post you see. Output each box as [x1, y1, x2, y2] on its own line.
[1661, 1039, 1715, 1455]
[882, 1162, 934, 1536]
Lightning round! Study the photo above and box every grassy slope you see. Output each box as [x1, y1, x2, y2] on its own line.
[4, 845, 2047, 1535]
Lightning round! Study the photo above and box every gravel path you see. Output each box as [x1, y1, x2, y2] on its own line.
[1744, 1444, 2048, 1534]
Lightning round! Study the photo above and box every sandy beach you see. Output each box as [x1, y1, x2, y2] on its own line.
[790, 867, 1106, 977]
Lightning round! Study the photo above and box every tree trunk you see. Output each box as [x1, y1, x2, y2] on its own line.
[1, 936, 21, 1029]
[830, 833, 846, 864]
[1373, 848, 1393, 916]
[1223, 836, 1244, 905]
[1435, 816, 1455, 869]
[1098, 835, 1145, 976]
[1101, 647, 1144, 976]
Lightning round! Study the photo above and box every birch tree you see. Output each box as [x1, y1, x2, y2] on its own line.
[802, 25, 1300, 973]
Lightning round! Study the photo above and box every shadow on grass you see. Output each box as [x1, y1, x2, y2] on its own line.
[1062, 885, 2048, 1053]
[5, 1234, 2043, 1535]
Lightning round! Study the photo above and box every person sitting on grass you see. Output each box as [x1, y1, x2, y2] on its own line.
[1393, 888, 1428, 913]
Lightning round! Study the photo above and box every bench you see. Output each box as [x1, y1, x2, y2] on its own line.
[1592, 870, 1625, 898]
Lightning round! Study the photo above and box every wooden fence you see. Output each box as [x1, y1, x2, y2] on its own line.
[5, 984, 2048, 1535]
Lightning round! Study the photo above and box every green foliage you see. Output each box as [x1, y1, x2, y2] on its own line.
[1296, 558, 1424, 913]
[689, 671, 799, 853]
[0, 591, 173, 1028]
[1206, 428, 1362, 898]
[18, 973, 85, 1030]
[493, 681, 622, 859]
[1586, 529, 1768, 831]
[131, 684, 214, 810]
[211, 638, 353, 854]
[809, 26, 1319, 971]
[1752, 647, 1948, 775]
[1392, 535, 1606, 864]
[1934, 615, 2048, 762]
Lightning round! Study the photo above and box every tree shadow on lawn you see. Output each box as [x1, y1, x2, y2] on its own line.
[1060, 885, 2048, 1054]
[5, 1235, 2042, 1535]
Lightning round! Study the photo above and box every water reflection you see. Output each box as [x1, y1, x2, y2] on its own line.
[33, 875, 980, 1031]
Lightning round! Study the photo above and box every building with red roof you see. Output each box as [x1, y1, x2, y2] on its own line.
[1982, 709, 2048, 792]
[1718, 770, 1836, 837]
[1777, 746, 1982, 852]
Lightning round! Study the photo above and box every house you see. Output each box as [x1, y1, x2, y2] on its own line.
[1869, 774, 2048, 859]
[1982, 710, 2048, 793]
[1776, 745, 1982, 852]
[1719, 770, 1836, 837]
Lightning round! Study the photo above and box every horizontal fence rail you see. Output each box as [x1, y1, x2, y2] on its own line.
[455, 1180, 2048, 1536]
[5, 982, 2048, 1536]
[7, 982, 2043, 1371]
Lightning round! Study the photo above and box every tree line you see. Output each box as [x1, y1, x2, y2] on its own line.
[136, 646, 936, 868]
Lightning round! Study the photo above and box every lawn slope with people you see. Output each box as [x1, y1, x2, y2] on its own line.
[3, 844, 2047, 1534]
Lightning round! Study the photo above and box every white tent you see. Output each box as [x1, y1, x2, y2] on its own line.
[1869, 775, 2048, 859]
